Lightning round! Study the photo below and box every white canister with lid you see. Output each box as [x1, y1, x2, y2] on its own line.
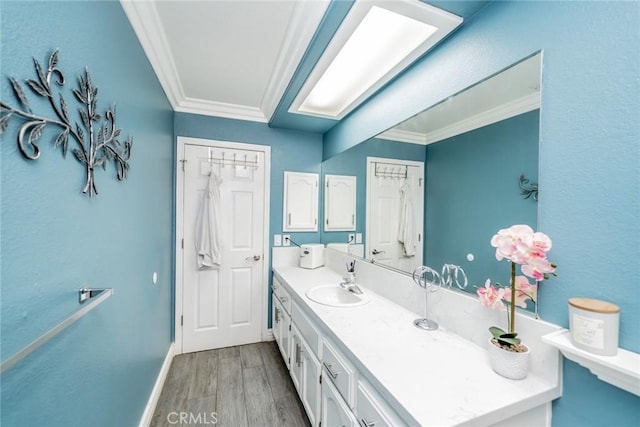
[568, 298, 620, 356]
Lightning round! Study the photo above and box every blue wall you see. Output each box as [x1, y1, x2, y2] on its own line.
[325, 1, 640, 425]
[1, 1, 174, 426]
[425, 110, 539, 304]
[321, 137, 426, 244]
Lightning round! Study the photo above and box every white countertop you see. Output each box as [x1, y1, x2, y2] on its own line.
[273, 265, 561, 427]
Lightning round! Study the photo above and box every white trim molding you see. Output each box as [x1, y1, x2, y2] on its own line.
[139, 342, 175, 427]
[378, 92, 540, 145]
[120, 0, 328, 123]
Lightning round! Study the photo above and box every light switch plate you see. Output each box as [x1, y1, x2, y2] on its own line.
[356, 233, 362, 244]
[274, 234, 282, 247]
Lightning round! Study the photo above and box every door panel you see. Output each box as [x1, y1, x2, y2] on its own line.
[181, 143, 265, 353]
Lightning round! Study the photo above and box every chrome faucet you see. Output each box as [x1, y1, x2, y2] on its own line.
[340, 282, 363, 295]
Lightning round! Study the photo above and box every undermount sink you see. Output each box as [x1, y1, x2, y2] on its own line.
[305, 285, 369, 307]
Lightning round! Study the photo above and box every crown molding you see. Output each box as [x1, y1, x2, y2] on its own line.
[261, 0, 331, 121]
[377, 129, 427, 145]
[176, 98, 268, 123]
[120, 0, 184, 109]
[378, 92, 540, 145]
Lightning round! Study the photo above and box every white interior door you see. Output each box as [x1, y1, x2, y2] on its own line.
[366, 158, 424, 272]
[178, 140, 267, 353]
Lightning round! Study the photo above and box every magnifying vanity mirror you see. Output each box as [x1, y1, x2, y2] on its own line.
[321, 51, 542, 312]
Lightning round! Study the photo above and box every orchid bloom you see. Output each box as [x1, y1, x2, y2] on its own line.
[502, 276, 537, 308]
[477, 279, 506, 310]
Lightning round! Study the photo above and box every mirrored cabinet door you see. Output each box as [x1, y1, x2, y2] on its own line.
[324, 174, 356, 232]
[283, 171, 319, 232]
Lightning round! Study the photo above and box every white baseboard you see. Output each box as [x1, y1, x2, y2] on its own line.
[139, 342, 175, 427]
[263, 328, 275, 341]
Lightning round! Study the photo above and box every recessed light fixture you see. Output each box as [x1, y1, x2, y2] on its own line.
[289, 0, 462, 120]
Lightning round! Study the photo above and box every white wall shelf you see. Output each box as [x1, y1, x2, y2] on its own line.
[542, 329, 640, 396]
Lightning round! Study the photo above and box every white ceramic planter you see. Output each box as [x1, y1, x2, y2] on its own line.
[488, 338, 530, 380]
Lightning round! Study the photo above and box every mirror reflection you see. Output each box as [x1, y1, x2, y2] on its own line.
[321, 52, 542, 311]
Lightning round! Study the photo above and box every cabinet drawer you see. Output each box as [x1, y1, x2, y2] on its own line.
[356, 380, 405, 427]
[272, 277, 291, 314]
[292, 301, 320, 357]
[322, 338, 355, 408]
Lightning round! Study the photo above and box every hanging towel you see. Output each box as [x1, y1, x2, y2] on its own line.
[195, 172, 223, 269]
[398, 181, 416, 257]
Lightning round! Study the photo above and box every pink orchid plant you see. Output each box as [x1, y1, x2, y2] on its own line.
[477, 224, 556, 349]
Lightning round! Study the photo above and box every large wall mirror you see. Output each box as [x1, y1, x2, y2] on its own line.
[321, 51, 542, 312]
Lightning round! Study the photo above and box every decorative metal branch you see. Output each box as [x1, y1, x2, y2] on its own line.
[0, 50, 132, 197]
[519, 174, 538, 201]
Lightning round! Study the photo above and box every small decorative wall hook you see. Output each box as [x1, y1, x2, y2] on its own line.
[519, 174, 539, 201]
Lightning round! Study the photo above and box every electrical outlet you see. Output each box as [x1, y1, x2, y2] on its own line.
[356, 233, 362, 244]
[274, 234, 282, 247]
[283, 235, 291, 247]
[348, 233, 355, 243]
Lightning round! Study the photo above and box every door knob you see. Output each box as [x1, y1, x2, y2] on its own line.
[246, 255, 261, 261]
[372, 249, 385, 255]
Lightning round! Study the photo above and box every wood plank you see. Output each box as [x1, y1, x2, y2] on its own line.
[242, 365, 280, 427]
[188, 349, 218, 399]
[260, 341, 296, 400]
[274, 395, 311, 427]
[218, 346, 240, 359]
[240, 343, 264, 369]
[216, 355, 248, 427]
[151, 353, 195, 427]
[183, 395, 218, 425]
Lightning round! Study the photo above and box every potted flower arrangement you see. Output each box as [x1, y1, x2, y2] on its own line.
[477, 224, 556, 379]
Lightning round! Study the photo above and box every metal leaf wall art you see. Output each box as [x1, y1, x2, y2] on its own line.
[0, 50, 132, 197]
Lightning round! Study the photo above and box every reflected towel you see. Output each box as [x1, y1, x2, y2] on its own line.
[398, 182, 416, 257]
[196, 172, 222, 269]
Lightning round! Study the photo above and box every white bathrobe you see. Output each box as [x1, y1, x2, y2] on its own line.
[398, 182, 416, 257]
[196, 172, 222, 269]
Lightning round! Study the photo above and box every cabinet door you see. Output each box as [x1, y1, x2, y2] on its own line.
[324, 174, 357, 231]
[273, 296, 292, 369]
[300, 337, 321, 427]
[290, 325, 304, 394]
[322, 378, 358, 427]
[356, 380, 406, 427]
[283, 171, 319, 232]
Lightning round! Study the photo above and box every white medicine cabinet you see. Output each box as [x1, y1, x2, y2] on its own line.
[283, 171, 319, 232]
[324, 174, 356, 232]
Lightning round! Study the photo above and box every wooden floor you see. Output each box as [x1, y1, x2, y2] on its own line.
[151, 341, 311, 427]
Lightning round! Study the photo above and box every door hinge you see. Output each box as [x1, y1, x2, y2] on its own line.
[319, 374, 322, 384]
[180, 315, 183, 326]
[181, 238, 184, 249]
[418, 234, 421, 242]
[315, 218, 317, 225]
[419, 177, 423, 187]
[180, 159, 186, 171]
[288, 324, 291, 331]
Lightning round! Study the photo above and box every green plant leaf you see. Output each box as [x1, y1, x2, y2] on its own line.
[497, 336, 521, 346]
[489, 326, 506, 339]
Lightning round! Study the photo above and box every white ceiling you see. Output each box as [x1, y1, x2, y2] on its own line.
[120, 0, 330, 123]
[120, 0, 507, 139]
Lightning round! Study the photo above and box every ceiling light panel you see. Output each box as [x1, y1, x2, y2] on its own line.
[290, 0, 463, 120]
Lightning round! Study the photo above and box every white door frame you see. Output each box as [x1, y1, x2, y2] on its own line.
[365, 156, 424, 266]
[175, 136, 271, 354]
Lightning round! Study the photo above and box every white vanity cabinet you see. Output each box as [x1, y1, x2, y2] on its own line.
[324, 174, 357, 231]
[322, 378, 359, 427]
[355, 379, 406, 427]
[291, 323, 322, 427]
[272, 278, 292, 368]
[283, 171, 319, 232]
